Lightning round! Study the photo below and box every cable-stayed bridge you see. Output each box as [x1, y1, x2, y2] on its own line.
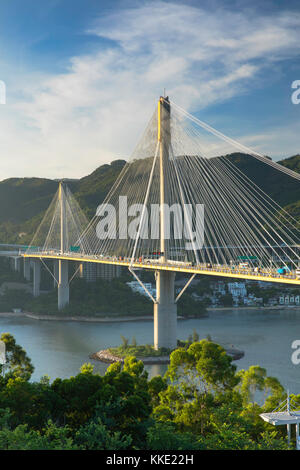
[17, 96, 300, 349]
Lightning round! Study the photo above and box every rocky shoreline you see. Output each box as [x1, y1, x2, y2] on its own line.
[0, 311, 199, 323]
[0, 311, 155, 323]
[224, 347, 244, 360]
[1, 304, 299, 324]
[90, 349, 171, 365]
[90, 345, 244, 365]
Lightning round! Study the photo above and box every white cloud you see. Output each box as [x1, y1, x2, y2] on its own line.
[0, 1, 300, 179]
[241, 122, 300, 158]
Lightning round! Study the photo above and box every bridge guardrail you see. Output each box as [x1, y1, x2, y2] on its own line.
[21, 250, 300, 282]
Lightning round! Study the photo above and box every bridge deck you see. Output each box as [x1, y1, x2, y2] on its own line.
[23, 252, 300, 286]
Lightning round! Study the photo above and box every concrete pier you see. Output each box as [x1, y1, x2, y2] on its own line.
[15, 257, 21, 272]
[23, 257, 31, 281]
[53, 259, 59, 288]
[11, 257, 21, 272]
[154, 270, 177, 350]
[58, 259, 69, 309]
[57, 182, 70, 309]
[33, 259, 41, 297]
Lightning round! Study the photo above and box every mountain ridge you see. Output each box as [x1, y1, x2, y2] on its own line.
[0, 153, 299, 244]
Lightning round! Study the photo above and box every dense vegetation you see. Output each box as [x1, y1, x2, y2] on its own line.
[1, 153, 300, 245]
[225, 153, 300, 208]
[0, 280, 207, 318]
[0, 333, 294, 450]
[108, 341, 171, 358]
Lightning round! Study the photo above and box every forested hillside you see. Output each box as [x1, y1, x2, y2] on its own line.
[0, 159, 126, 244]
[0, 154, 299, 244]
[226, 153, 300, 208]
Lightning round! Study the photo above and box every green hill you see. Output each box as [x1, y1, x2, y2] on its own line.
[0, 160, 126, 244]
[72, 159, 126, 219]
[224, 153, 300, 219]
[0, 154, 299, 244]
[224, 153, 300, 207]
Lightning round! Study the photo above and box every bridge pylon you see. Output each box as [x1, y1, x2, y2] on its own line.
[33, 258, 40, 297]
[23, 257, 31, 281]
[154, 96, 177, 350]
[57, 181, 69, 310]
[26, 179, 90, 309]
[154, 270, 177, 349]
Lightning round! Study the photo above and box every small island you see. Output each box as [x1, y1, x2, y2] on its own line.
[90, 332, 245, 364]
[90, 335, 172, 364]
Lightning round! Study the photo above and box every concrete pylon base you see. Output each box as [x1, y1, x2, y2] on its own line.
[154, 270, 177, 350]
[154, 302, 177, 350]
[33, 259, 41, 297]
[23, 258, 31, 281]
[13, 257, 21, 272]
[53, 260, 59, 289]
[58, 284, 69, 310]
[58, 259, 69, 310]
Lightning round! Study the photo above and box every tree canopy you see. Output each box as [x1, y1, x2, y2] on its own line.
[0, 335, 292, 450]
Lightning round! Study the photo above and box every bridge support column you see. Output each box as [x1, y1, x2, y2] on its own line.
[58, 259, 69, 310]
[33, 259, 41, 297]
[12, 257, 21, 272]
[16, 257, 21, 272]
[154, 271, 177, 350]
[23, 258, 31, 281]
[53, 260, 59, 288]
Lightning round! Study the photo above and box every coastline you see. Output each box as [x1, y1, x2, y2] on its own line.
[0, 310, 244, 363]
[0, 311, 190, 323]
[207, 305, 300, 312]
[0, 304, 299, 323]
[0, 311, 154, 323]
[90, 350, 171, 365]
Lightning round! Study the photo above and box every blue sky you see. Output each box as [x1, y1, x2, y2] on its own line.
[0, 0, 299, 179]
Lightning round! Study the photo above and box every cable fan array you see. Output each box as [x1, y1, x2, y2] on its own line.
[79, 98, 300, 270]
[27, 184, 91, 254]
[26, 98, 300, 273]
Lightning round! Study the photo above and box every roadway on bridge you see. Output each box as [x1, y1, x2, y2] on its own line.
[23, 251, 300, 286]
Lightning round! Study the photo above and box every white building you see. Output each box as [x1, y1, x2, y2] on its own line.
[211, 281, 226, 296]
[228, 282, 247, 298]
[279, 295, 300, 306]
[127, 281, 156, 298]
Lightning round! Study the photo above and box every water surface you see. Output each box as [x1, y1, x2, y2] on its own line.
[1, 308, 300, 392]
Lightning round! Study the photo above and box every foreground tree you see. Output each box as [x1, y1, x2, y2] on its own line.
[166, 340, 239, 392]
[75, 417, 132, 450]
[0, 334, 292, 450]
[0, 333, 34, 379]
[154, 340, 239, 434]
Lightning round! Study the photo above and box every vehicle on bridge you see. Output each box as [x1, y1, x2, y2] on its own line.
[277, 267, 291, 275]
[167, 259, 193, 267]
[239, 262, 250, 269]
